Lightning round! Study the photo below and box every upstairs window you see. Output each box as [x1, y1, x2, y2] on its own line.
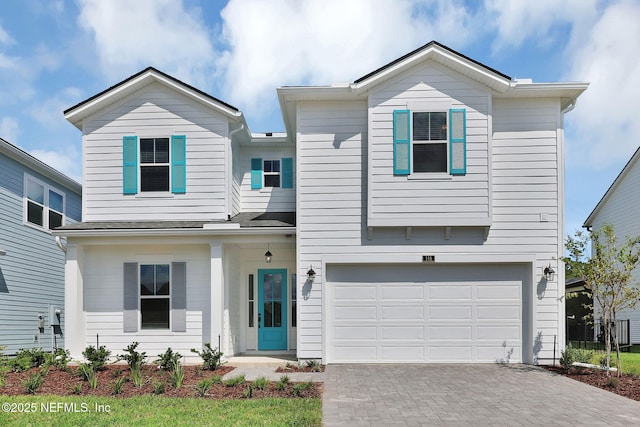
[263, 160, 281, 187]
[393, 109, 466, 176]
[140, 138, 170, 192]
[24, 174, 65, 230]
[250, 157, 293, 190]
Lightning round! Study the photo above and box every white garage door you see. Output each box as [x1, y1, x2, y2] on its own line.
[326, 263, 528, 363]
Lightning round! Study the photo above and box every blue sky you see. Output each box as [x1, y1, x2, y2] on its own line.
[0, 0, 639, 236]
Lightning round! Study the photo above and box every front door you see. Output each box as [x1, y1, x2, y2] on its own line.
[258, 269, 287, 350]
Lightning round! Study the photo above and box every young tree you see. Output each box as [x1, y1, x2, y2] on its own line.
[564, 223, 640, 375]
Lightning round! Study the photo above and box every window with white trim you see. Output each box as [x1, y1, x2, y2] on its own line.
[412, 111, 447, 173]
[24, 174, 65, 230]
[140, 264, 170, 329]
[140, 138, 170, 192]
[263, 160, 281, 187]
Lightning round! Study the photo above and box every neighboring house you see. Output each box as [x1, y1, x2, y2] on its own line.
[54, 41, 587, 364]
[0, 138, 82, 355]
[583, 146, 640, 344]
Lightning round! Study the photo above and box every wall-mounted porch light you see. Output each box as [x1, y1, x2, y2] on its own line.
[0, 247, 6, 256]
[544, 264, 555, 281]
[264, 244, 272, 263]
[306, 266, 316, 281]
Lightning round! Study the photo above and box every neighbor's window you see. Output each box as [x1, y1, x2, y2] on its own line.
[263, 160, 280, 187]
[25, 174, 65, 230]
[140, 264, 170, 329]
[412, 112, 447, 173]
[140, 138, 170, 192]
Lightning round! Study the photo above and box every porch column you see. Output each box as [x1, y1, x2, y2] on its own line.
[210, 242, 224, 354]
[64, 244, 85, 359]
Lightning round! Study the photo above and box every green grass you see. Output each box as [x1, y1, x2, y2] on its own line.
[590, 351, 640, 375]
[0, 395, 321, 426]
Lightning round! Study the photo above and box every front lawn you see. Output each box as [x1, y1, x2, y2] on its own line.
[0, 395, 321, 426]
[590, 350, 640, 376]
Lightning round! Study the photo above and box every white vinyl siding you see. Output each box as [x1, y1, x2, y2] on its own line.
[82, 83, 229, 221]
[587, 153, 640, 343]
[368, 60, 490, 227]
[237, 146, 295, 212]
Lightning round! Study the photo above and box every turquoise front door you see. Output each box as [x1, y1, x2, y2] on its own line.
[258, 269, 287, 350]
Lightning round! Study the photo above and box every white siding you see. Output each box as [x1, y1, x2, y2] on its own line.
[82, 243, 210, 360]
[367, 60, 491, 227]
[237, 146, 296, 212]
[82, 82, 229, 222]
[589, 154, 640, 343]
[296, 94, 564, 362]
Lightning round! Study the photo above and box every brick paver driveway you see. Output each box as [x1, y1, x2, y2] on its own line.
[323, 364, 640, 426]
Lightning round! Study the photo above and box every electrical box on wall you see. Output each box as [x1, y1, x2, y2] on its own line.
[49, 305, 61, 326]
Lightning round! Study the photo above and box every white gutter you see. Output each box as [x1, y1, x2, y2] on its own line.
[561, 98, 577, 114]
[226, 123, 245, 219]
[52, 227, 296, 238]
[55, 236, 67, 253]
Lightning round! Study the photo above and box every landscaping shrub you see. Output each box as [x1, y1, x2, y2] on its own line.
[560, 344, 593, 369]
[23, 371, 45, 394]
[45, 348, 71, 369]
[82, 345, 111, 371]
[169, 360, 185, 389]
[152, 379, 165, 395]
[253, 376, 269, 390]
[112, 376, 127, 395]
[155, 347, 182, 371]
[292, 381, 313, 397]
[118, 342, 146, 370]
[11, 348, 47, 371]
[190, 343, 223, 370]
[224, 374, 245, 387]
[79, 363, 98, 389]
[196, 378, 213, 397]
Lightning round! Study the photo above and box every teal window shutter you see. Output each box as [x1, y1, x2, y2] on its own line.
[123, 136, 138, 194]
[171, 135, 187, 193]
[393, 110, 410, 175]
[449, 109, 466, 175]
[281, 157, 293, 188]
[251, 158, 263, 189]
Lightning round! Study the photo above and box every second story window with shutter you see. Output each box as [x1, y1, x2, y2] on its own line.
[140, 138, 170, 192]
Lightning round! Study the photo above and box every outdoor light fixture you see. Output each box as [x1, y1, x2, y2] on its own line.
[0, 248, 6, 256]
[264, 244, 272, 263]
[307, 266, 316, 281]
[544, 264, 555, 281]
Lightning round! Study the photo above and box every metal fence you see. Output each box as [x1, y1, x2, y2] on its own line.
[568, 319, 631, 351]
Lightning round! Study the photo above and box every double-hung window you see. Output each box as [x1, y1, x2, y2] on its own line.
[140, 138, 170, 192]
[263, 160, 281, 187]
[24, 174, 65, 230]
[122, 135, 186, 195]
[393, 109, 466, 176]
[140, 264, 170, 329]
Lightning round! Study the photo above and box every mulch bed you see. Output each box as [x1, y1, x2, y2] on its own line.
[0, 365, 321, 399]
[275, 363, 325, 373]
[545, 366, 640, 401]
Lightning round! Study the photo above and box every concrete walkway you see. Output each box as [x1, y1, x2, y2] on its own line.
[322, 364, 640, 426]
[222, 355, 326, 382]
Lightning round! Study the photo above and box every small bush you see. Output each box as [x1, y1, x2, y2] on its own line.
[118, 342, 146, 370]
[305, 359, 322, 372]
[253, 376, 269, 390]
[12, 348, 47, 371]
[0, 371, 6, 387]
[224, 374, 245, 387]
[153, 379, 165, 395]
[292, 381, 313, 397]
[190, 343, 223, 370]
[243, 384, 254, 398]
[606, 377, 619, 388]
[276, 375, 289, 391]
[132, 368, 145, 388]
[45, 348, 71, 369]
[112, 376, 127, 395]
[155, 347, 182, 371]
[71, 383, 83, 395]
[169, 360, 185, 389]
[559, 345, 593, 369]
[195, 378, 212, 397]
[10, 357, 32, 372]
[79, 363, 98, 389]
[210, 375, 222, 385]
[82, 345, 111, 371]
[23, 372, 45, 394]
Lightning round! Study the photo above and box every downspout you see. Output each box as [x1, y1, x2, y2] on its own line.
[226, 123, 245, 220]
[55, 236, 67, 253]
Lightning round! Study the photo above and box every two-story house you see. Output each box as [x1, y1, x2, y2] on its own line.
[0, 138, 81, 355]
[55, 41, 587, 364]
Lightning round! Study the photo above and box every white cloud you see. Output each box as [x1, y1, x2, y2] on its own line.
[218, 0, 479, 118]
[484, 0, 599, 52]
[76, 0, 217, 86]
[565, 0, 640, 169]
[0, 117, 20, 143]
[29, 145, 82, 183]
[29, 87, 84, 127]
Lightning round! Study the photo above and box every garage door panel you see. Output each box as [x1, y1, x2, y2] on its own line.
[381, 306, 424, 320]
[429, 306, 473, 320]
[429, 285, 472, 300]
[381, 285, 424, 299]
[429, 326, 473, 340]
[327, 263, 526, 363]
[381, 326, 424, 340]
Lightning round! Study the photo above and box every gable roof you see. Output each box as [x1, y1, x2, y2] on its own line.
[64, 67, 242, 129]
[0, 138, 81, 193]
[583, 146, 640, 227]
[351, 40, 513, 94]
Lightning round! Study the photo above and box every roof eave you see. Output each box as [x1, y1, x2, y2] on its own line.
[583, 146, 640, 227]
[52, 226, 296, 238]
[64, 68, 242, 130]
